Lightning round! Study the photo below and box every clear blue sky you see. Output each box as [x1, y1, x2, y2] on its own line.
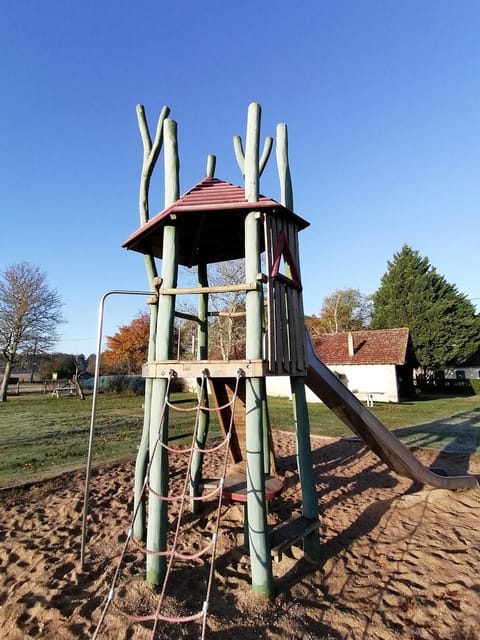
[2, 1, 480, 356]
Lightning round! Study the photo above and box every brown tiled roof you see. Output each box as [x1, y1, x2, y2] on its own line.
[122, 177, 309, 266]
[311, 328, 411, 365]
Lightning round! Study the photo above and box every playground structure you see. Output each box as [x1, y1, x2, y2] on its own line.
[87, 102, 479, 637]
[122, 102, 321, 598]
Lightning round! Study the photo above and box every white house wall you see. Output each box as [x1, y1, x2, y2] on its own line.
[331, 363, 399, 403]
[266, 363, 399, 403]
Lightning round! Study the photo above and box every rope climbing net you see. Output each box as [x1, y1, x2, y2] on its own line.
[92, 369, 244, 640]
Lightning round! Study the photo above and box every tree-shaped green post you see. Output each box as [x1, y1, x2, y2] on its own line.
[189, 155, 216, 512]
[133, 104, 170, 542]
[145, 118, 180, 586]
[234, 102, 274, 596]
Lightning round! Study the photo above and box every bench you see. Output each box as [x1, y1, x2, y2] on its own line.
[354, 390, 384, 407]
[52, 385, 76, 398]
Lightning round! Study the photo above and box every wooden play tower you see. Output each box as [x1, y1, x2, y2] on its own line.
[122, 103, 320, 597]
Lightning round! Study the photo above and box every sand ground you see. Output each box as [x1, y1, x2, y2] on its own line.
[1, 432, 479, 639]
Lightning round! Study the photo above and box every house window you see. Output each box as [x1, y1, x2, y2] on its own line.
[455, 370, 466, 380]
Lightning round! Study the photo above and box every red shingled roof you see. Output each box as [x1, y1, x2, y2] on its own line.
[122, 177, 309, 266]
[311, 328, 411, 365]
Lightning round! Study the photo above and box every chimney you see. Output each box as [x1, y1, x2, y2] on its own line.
[347, 332, 354, 357]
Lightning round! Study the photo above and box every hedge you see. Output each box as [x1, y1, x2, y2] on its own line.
[81, 375, 188, 395]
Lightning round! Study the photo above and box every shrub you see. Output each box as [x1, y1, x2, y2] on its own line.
[80, 375, 189, 395]
[469, 379, 480, 395]
[415, 374, 474, 395]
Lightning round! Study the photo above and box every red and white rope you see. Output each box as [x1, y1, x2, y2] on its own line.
[92, 369, 244, 640]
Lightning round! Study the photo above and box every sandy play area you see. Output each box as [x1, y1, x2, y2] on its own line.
[1, 431, 479, 639]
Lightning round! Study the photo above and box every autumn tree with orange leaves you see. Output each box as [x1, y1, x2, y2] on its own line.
[102, 312, 150, 374]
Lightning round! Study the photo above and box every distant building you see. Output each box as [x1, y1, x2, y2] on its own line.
[442, 350, 480, 381]
[267, 327, 417, 403]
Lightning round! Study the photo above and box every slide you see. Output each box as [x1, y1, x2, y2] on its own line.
[305, 331, 479, 489]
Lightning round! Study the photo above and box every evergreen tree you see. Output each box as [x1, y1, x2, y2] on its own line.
[371, 245, 480, 368]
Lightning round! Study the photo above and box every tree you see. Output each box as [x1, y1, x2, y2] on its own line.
[307, 288, 372, 335]
[39, 354, 77, 380]
[86, 353, 96, 375]
[370, 244, 480, 369]
[0, 262, 64, 401]
[102, 311, 150, 374]
[208, 259, 246, 359]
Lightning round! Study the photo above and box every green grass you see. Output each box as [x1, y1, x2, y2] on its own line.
[1, 391, 480, 487]
[0, 392, 218, 487]
[269, 393, 480, 453]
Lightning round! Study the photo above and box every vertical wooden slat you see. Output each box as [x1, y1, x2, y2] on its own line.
[279, 282, 290, 373]
[285, 219, 306, 373]
[263, 215, 275, 373]
[271, 217, 283, 374]
[286, 284, 298, 370]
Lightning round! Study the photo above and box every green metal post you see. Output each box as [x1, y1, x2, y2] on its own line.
[190, 261, 210, 512]
[277, 122, 320, 561]
[133, 105, 170, 542]
[189, 156, 216, 510]
[146, 119, 179, 585]
[133, 300, 157, 541]
[245, 212, 272, 596]
[244, 103, 273, 597]
[289, 379, 321, 560]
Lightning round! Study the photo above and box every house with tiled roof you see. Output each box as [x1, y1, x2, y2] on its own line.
[266, 327, 417, 403]
[310, 328, 417, 403]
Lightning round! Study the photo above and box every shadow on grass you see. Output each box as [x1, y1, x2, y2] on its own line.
[391, 407, 480, 475]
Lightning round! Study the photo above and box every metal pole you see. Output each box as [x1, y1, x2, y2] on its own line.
[80, 289, 153, 570]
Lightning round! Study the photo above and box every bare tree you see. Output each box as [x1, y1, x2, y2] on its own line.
[308, 288, 372, 335]
[208, 259, 246, 359]
[0, 262, 64, 401]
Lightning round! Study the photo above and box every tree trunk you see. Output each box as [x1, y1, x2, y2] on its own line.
[0, 360, 13, 401]
[74, 379, 85, 400]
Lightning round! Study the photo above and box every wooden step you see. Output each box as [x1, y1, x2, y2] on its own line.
[269, 516, 320, 561]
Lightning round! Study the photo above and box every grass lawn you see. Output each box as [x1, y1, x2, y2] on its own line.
[270, 393, 480, 447]
[0, 392, 212, 487]
[1, 390, 480, 487]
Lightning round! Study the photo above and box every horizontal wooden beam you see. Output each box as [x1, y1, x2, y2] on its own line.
[159, 282, 258, 296]
[208, 310, 247, 318]
[143, 359, 267, 378]
[174, 310, 200, 323]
